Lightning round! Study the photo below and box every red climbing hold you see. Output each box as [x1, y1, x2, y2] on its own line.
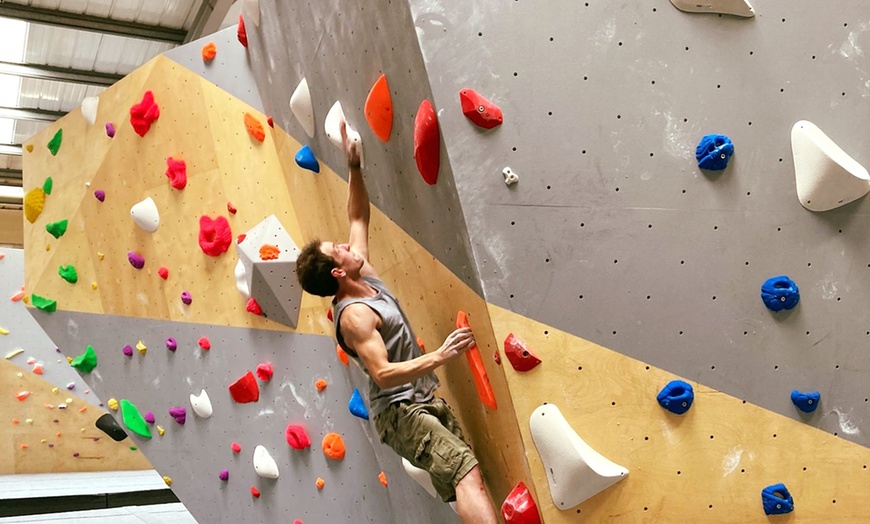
[267, 116, 274, 128]
[285, 424, 311, 450]
[457, 311, 497, 410]
[500, 482, 541, 524]
[237, 15, 248, 48]
[165, 157, 187, 190]
[459, 89, 504, 129]
[503, 333, 542, 372]
[231, 441, 242, 453]
[413, 100, 440, 185]
[250, 486, 260, 498]
[227, 201, 237, 214]
[229, 371, 260, 403]
[493, 349, 501, 365]
[157, 266, 169, 280]
[198, 337, 211, 350]
[256, 362, 273, 382]
[237, 234, 246, 244]
[130, 91, 160, 137]
[326, 308, 333, 322]
[365, 74, 393, 142]
[246, 297, 263, 315]
[198, 215, 232, 257]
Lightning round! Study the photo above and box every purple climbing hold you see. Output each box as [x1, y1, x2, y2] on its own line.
[219, 469, 229, 481]
[166, 337, 177, 352]
[94, 190, 105, 202]
[169, 406, 186, 425]
[122, 345, 134, 357]
[181, 291, 192, 305]
[66, 382, 75, 390]
[144, 411, 155, 424]
[106, 123, 115, 138]
[73, 452, 80, 457]
[128, 251, 145, 269]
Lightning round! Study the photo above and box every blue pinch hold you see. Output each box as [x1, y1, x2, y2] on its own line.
[791, 390, 821, 413]
[695, 134, 734, 171]
[295, 144, 320, 173]
[761, 483, 794, 515]
[348, 388, 369, 420]
[656, 380, 694, 415]
[761, 275, 800, 312]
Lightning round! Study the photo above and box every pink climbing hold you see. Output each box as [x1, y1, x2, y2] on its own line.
[246, 298, 263, 316]
[459, 88, 504, 129]
[413, 99, 440, 185]
[285, 424, 311, 450]
[94, 190, 105, 202]
[129, 91, 160, 137]
[105, 123, 115, 138]
[128, 251, 145, 269]
[122, 345, 133, 357]
[144, 411, 155, 424]
[198, 337, 211, 350]
[256, 362, 273, 382]
[165, 337, 177, 352]
[158, 266, 169, 280]
[198, 215, 232, 257]
[169, 406, 186, 425]
[219, 469, 229, 481]
[165, 157, 187, 190]
[181, 291, 192, 305]
[228, 371, 259, 403]
[231, 441, 242, 454]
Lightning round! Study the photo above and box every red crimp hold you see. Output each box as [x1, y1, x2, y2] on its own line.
[130, 91, 160, 137]
[413, 99, 440, 185]
[285, 424, 311, 450]
[267, 116, 274, 128]
[326, 308, 333, 322]
[459, 88, 504, 130]
[493, 349, 501, 365]
[246, 297, 263, 315]
[237, 234, 246, 244]
[256, 362, 273, 382]
[157, 266, 169, 280]
[198, 215, 232, 257]
[231, 441, 242, 453]
[229, 371, 260, 403]
[198, 337, 211, 350]
[165, 157, 187, 190]
[250, 486, 260, 498]
[500, 482, 541, 524]
[227, 201, 237, 214]
[503, 333, 542, 372]
[237, 15, 248, 48]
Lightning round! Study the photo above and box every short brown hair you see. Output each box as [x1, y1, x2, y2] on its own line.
[296, 239, 339, 297]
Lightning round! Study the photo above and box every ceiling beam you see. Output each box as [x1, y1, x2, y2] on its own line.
[0, 105, 65, 122]
[0, 168, 22, 180]
[0, 60, 122, 87]
[0, 144, 23, 156]
[0, 3, 187, 44]
[0, 177, 22, 187]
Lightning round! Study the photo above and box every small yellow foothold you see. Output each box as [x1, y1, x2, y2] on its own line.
[22, 295, 29, 304]
[97, 252, 105, 260]
[25, 418, 33, 425]
[107, 398, 119, 411]
[0, 327, 8, 335]
[25, 144, 33, 152]
[157, 425, 165, 436]
[41, 439, 46, 444]
[4, 348, 24, 359]
[81, 428, 86, 432]
[136, 340, 147, 355]
[163, 476, 172, 487]
[65, 398, 72, 404]
[51, 387, 58, 394]
[16, 372, 22, 378]
[91, 282, 97, 290]
[66, 356, 73, 364]
[45, 244, 50, 251]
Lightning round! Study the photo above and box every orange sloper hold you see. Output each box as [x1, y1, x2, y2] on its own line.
[457, 311, 497, 410]
[365, 73, 393, 142]
[259, 244, 279, 260]
[321, 432, 346, 460]
[378, 471, 388, 487]
[201, 42, 217, 61]
[314, 378, 327, 392]
[315, 477, 325, 490]
[336, 345, 349, 366]
[244, 113, 265, 142]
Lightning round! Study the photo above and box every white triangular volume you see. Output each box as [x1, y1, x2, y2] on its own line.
[241, 0, 260, 27]
[669, 0, 755, 17]
[324, 101, 364, 167]
[791, 120, 870, 212]
[234, 259, 252, 298]
[81, 96, 99, 125]
[130, 197, 160, 233]
[530, 404, 628, 509]
[253, 445, 279, 478]
[190, 389, 213, 418]
[290, 78, 315, 138]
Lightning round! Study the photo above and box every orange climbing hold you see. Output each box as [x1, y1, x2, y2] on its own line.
[15, 391, 30, 401]
[314, 378, 327, 392]
[244, 113, 265, 142]
[10, 286, 25, 302]
[259, 244, 279, 260]
[416, 336, 426, 353]
[378, 471, 388, 487]
[201, 42, 216, 61]
[456, 311, 497, 410]
[336, 345, 349, 365]
[413, 100, 440, 185]
[365, 74, 393, 142]
[315, 477, 325, 490]
[321, 432, 346, 461]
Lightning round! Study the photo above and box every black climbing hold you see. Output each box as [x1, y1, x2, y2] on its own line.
[95, 413, 128, 442]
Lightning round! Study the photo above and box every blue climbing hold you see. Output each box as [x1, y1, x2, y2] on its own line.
[348, 388, 369, 420]
[791, 390, 820, 413]
[295, 145, 320, 173]
[695, 134, 734, 171]
[761, 483, 794, 515]
[761, 275, 800, 312]
[656, 380, 694, 415]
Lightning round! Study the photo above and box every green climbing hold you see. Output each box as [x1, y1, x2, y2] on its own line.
[58, 265, 78, 284]
[42, 177, 53, 195]
[47, 129, 62, 156]
[130, 446, 138, 451]
[120, 399, 152, 439]
[70, 345, 97, 373]
[31, 294, 57, 313]
[45, 219, 68, 239]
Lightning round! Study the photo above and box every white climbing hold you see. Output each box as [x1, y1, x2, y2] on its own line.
[81, 96, 99, 125]
[130, 197, 160, 233]
[530, 403, 628, 509]
[324, 101, 364, 167]
[290, 78, 315, 138]
[253, 444, 279, 478]
[190, 389, 213, 418]
[668, 0, 755, 17]
[502, 167, 519, 186]
[234, 258, 252, 299]
[401, 458, 459, 514]
[241, 0, 260, 27]
[791, 120, 870, 212]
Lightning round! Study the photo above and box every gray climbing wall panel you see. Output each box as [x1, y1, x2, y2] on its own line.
[407, 1, 870, 445]
[242, 0, 482, 295]
[33, 310, 458, 524]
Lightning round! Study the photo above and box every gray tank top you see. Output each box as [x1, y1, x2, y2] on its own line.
[333, 276, 440, 418]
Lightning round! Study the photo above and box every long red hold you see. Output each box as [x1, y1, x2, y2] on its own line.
[413, 100, 440, 185]
[456, 311, 497, 410]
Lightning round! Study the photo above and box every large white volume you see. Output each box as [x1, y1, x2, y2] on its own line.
[791, 120, 870, 212]
[290, 78, 315, 138]
[253, 445, 279, 479]
[668, 0, 755, 17]
[130, 197, 160, 233]
[190, 389, 213, 418]
[530, 403, 628, 509]
[324, 101, 363, 167]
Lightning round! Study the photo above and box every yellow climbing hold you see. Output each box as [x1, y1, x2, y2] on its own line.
[25, 419, 33, 425]
[97, 252, 104, 260]
[157, 425, 165, 436]
[66, 356, 72, 364]
[0, 327, 8, 335]
[91, 282, 98, 290]
[136, 341, 147, 355]
[24, 188, 45, 224]
[41, 439, 46, 444]
[51, 387, 58, 394]
[65, 398, 72, 404]
[4, 348, 24, 359]
[16, 372, 22, 378]
[107, 398, 119, 411]
[45, 244, 50, 251]
[163, 476, 172, 486]
[25, 144, 33, 153]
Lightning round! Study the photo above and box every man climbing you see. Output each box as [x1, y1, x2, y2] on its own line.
[295, 119, 498, 524]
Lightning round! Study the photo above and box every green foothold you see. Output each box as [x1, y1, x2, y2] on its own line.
[120, 399, 152, 439]
[130, 446, 138, 451]
[31, 294, 57, 313]
[42, 177, 53, 195]
[70, 345, 97, 373]
[58, 265, 78, 284]
[45, 219, 68, 239]
[47, 129, 62, 156]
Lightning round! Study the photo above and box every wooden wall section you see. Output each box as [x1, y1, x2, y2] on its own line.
[0, 359, 152, 474]
[489, 304, 870, 522]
